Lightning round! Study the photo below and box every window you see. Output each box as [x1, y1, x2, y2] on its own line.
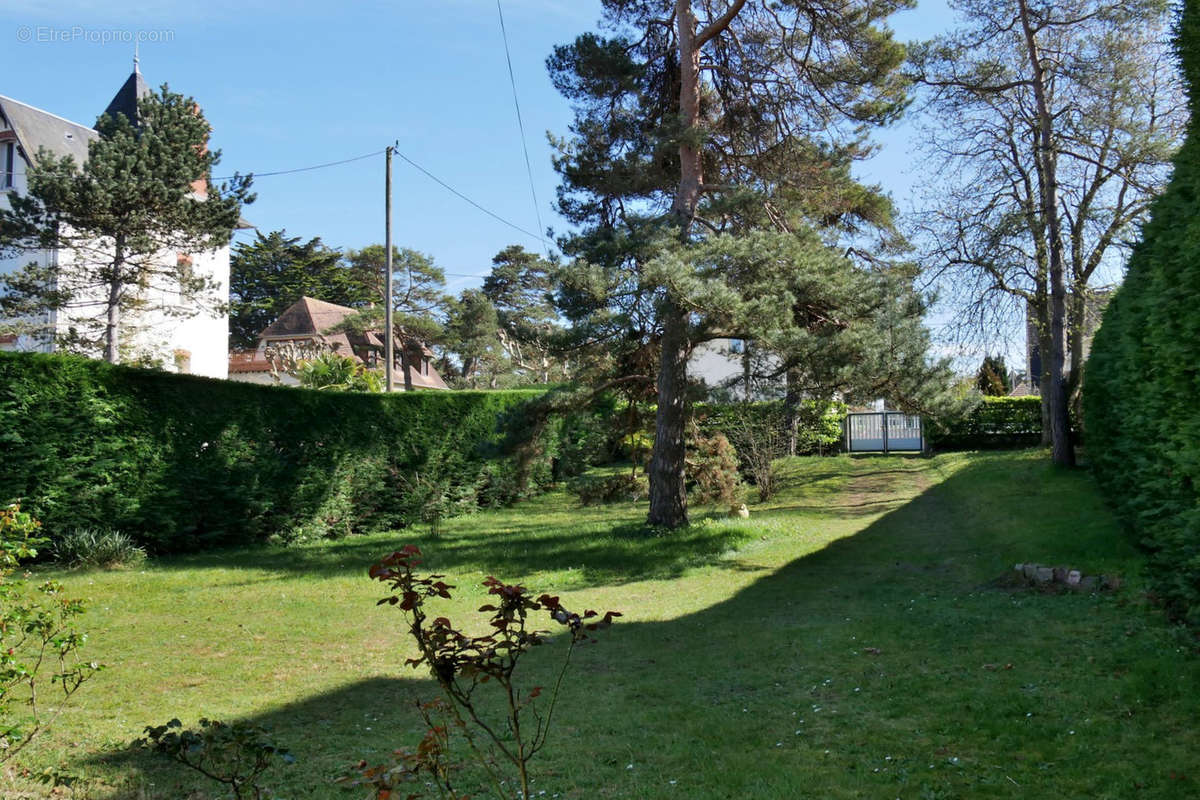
[2, 142, 14, 189]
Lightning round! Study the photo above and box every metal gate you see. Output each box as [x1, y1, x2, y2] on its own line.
[845, 412, 924, 453]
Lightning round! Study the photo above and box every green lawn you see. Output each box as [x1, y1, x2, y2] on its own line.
[6, 451, 1198, 799]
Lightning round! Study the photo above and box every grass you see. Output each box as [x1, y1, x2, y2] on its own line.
[5, 450, 1199, 798]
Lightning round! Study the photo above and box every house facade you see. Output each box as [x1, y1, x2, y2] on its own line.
[228, 296, 449, 390]
[0, 64, 239, 378]
[1023, 289, 1111, 394]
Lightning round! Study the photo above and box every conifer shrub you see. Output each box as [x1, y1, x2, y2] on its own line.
[0, 352, 559, 552]
[1084, 0, 1200, 624]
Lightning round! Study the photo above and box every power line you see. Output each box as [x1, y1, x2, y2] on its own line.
[496, 0, 550, 258]
[214, 141, 548, 248]
[214, 149, 384, 181]
[390, 144, 546, 245]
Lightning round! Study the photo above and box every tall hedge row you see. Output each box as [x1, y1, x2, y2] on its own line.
[1084, 1, 1200, 624]
[928, 396, 1045, 451]
[0, 352, 555, 551]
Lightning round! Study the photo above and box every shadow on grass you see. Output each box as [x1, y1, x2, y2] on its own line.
[151, 513, 753, 590]
[95, 454, 1167, 799]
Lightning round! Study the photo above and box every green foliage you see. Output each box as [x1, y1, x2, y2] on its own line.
[295, 351, 383, 392]
[975, 354, 1010, 397]
[929, 396, 1043, 450]
[568, 472, 649, 506]
[138, 718, 294, 800]
[361, 545, 619, 800]
[0, 84, 252, 362]
[0, 504, 101, 763]
[51, 527, 147, 569]
[228, 230, 371, 347]
[1084, 0, 1200, 626]
[0, 351, 558, 552]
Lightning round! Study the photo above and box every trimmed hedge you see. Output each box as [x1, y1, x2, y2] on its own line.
[1084, 1, 1200, 624]
[929, 396, 1043, 451]
[0, 352, 554, 551]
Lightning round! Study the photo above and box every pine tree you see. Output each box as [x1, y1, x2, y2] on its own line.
[550, 0, 938, 527]
[0, 85, 252, 363]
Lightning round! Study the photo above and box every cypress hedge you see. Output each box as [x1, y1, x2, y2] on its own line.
[928, 396, 1044, 451]
[0, 351, 555, 551]
[1084, 1, 1200, 624]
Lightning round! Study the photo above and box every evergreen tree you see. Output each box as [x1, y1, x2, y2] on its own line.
[336, 246, 448, 391]
[0, 85, 252, 363]
[975, 354, 1010, 396]
[1085, 0, 1200, 623]
[228, 229, 369, 347]
[443, 288, 505, 388]
[482, 245, 565, 383]
[550, 0, 936, 527]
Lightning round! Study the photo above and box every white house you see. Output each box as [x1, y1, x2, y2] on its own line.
[0, 63, 242, 378]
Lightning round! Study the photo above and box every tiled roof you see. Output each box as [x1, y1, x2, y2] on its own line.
[240, 297, 450, 390]
[259, 296, 360, 340]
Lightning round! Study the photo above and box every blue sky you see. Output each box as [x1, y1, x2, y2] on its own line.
[3, 0, 976, 347]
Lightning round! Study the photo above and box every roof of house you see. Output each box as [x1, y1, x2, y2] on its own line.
[0, 95, 96, 165]
[245, 297, 449, 390]
[259, 296, 362, 340]
[102, 65, 150, 123]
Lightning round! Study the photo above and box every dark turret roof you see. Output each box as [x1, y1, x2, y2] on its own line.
[102, 66, 149, 123]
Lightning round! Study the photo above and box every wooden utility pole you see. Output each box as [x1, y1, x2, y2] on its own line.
[384, 145, 394, 392]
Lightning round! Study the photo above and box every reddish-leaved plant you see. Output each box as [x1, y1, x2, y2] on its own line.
[346, 545, 619, 800]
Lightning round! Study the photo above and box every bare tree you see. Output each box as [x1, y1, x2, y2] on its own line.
[910, 0, 1184, 465]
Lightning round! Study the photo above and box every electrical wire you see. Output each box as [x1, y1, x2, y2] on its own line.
[496, 0, 550, 257]
[213, 149, 384, 181]
[213, 141, 547, 249]
[390, 145, 546, 245]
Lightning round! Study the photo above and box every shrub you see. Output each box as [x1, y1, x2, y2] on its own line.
[928, 396, 1043, 450]
[0, 352, 561, 552]
[1084, 1, 1200, 625]
[568, 472, 649, 506]
[718, 404, 791, 502]
[686, 426, 743, 508]
[0, 504, 102, 763]
[138, 718, 293, 800]
[52, 528, 146, 568]
[350, 546, 619, 800]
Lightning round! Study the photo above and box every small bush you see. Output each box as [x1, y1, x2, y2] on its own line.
[53, 528, 146, 568]
[138, 718, 293, 800]
[687, 426, 743, 508]
[568, 473, 649, 506]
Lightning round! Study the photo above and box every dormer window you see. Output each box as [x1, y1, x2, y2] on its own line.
[2, 142, 13, 189]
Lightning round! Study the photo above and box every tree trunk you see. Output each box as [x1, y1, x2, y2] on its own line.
[645, 0, 747, 528]
[648, 303, 690, 528]
[103, 237, 126, 364]
[1019, 0, 1074, 467]
[741, 342, 752, 403]
[784, 368, 801, 456]
[398, 336, 414, 392]
[1066, 286, 1087, 416]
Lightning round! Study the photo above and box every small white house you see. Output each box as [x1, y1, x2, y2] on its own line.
[0, 63, 242, 378]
